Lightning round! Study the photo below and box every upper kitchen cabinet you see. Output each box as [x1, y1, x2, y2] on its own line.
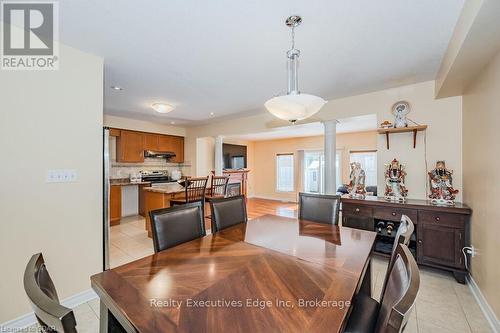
[143, 133, 159, 151]
[116, 130, 145, 162]
[170, 136, 184, 163]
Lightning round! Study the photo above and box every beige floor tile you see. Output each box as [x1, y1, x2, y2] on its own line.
[416, 298, 471, 333]
[453, 283, 492, 333]
[87, 298, 100, 319]
[73, 303, 99, 333]
[418, 321, 467, 333]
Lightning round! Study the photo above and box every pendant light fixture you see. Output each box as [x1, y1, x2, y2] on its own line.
[265, 15, 327, 123]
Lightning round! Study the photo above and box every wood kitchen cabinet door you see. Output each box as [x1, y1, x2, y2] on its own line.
[157, 135, 174, 151]
[110, 185, 121, 226]
[144, 133, 159, 151]
[117, 130, 145, 162]
[170, 136, 184, 163]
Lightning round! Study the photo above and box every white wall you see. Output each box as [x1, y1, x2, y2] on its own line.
[0, 42, 104, 322]
[104, 114, 186, 136]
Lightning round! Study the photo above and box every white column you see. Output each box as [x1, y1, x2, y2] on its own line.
[214, 135, 224, 176]
[323, 120, 337, 194]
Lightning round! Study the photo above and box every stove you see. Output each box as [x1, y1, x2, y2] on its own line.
[139, 170, 177, 186]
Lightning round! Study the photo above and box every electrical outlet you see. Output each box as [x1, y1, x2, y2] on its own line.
[46, 169, 78, 183]
[469, 245, 476, 258]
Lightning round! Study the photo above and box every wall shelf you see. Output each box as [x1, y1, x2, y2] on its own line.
[377, 125, 427, 149]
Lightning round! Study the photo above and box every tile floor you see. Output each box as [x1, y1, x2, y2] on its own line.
[30, 199, 490, 333]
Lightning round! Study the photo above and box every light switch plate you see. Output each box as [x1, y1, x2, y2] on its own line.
[46, 169, 78, 183]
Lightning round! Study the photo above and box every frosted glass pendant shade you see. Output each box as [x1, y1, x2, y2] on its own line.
[265, 93, 327, 122]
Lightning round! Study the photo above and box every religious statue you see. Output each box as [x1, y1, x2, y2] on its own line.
[428, 161, 459, 206]
[347, 162, 366, 199]
[384, 158, 408, 201]
[392, 101, 411, 128]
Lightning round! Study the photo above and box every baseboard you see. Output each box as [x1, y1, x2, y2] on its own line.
[467, 275, 500, 333]
[0, 289, 98, 330]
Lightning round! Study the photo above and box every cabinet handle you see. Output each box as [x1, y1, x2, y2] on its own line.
[418, 240, 422, 244]
[355, 208, 360, 212]
[435, 217, 440, 222]
[391, 212, 396, 216]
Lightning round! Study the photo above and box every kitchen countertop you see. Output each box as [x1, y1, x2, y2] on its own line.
[110, 179, 152, 186]
[143, 183, 185, 194]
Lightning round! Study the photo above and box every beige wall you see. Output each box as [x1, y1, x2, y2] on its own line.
[462, 49, 500, 319]
[186, 81, 463, 201]
[251, 132, 377, 202]
[0, 43, 104, 322]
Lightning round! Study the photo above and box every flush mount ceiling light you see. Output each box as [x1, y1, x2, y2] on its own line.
[265, 15, 327, 123]
[151, 103, 175, 114]
[111, 86, 123, 91]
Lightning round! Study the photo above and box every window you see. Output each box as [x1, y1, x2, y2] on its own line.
[303, 150, 342, 193]
[349, 151, 377, 186]
[276, 153, 294, 192]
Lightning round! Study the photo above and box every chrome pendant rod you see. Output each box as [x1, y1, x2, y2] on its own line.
[287, 48, 300, 95]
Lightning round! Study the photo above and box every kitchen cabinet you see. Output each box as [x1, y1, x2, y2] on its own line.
[170, 136, 184, 163]
[341, 197, 471, 283]
[143, 133, 159, 151]
[116, 130, 144, 162]
[110, 185, 122, 226]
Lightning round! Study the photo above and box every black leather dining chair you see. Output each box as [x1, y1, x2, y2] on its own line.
[24, 253, 78, 333]
[344, 244, 420, 333]
[149, 201, 206, 253]
[379, 214, 415, 303]
[298, 192, 341, 225]
[209, 195, 247, 233]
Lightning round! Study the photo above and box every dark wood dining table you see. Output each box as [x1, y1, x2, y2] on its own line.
[91, 214, 377, 333]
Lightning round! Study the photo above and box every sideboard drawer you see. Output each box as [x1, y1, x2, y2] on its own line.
[342, 203, 373, 217]
[418, 211, 465, 228]
[373, 207, 417, 222]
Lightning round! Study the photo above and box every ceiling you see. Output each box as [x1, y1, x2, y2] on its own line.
[225, 114, 377, 141]
[58, 0, 464, 126]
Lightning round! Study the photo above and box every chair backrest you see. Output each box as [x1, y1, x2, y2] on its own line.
[380, 215, 415, 302]
[149, 201, 206, 253]
[210, 176, 229, 197]
[298, 192, 341, 225]
[24, 253, 77, 333]
[375, 244, 420, 333]
[210, 195, 247, 233]
[184, 176, 209, 203]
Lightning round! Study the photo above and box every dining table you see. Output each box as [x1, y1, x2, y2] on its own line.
[91, 214, 377, 333]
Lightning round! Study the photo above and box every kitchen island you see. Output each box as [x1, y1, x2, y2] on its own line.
[143, 183, 185, 237]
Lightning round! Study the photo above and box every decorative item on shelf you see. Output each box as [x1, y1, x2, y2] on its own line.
[386, 221, 395, 235]
[391, 101, 411, 128]
[380, 120, 393, 129]
[347, 162, 366, 199]
[376, 221, 385, 233]
[428, 161, 459, 206]
[264, 15, 327, 123]
[384, 158, 408, 202]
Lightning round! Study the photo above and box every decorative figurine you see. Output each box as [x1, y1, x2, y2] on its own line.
[391, 101, 411, 128]
[347, 162, 366, 199]
[384, 158, 408, 201]
[428, 161, 459, 206]
[380, 120, 393, 129]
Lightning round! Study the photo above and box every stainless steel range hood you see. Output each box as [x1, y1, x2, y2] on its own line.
[144, 150, 176, 159]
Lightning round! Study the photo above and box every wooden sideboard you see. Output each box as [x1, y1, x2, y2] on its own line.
[341, 196, 472, 283]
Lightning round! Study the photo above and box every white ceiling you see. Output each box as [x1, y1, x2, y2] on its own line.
[226, 114, 377, 141]
[58, 0, 464, 125]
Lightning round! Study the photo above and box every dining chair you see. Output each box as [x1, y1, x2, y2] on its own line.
[170, 176, 209, 206]
[344, 244, 420, 333]
[210, 195, 247, 233]
[379, 214, 415, 303]
[206, 175, 229, 199]
[24, 253, 78, 333]
[149, 201, 206, 253]
[298, 192, 341, 225]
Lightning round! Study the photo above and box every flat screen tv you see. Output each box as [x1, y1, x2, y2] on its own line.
[223, 143, 247, 169]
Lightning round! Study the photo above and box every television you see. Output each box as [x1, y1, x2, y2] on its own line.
[223, 143, 247, 169]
